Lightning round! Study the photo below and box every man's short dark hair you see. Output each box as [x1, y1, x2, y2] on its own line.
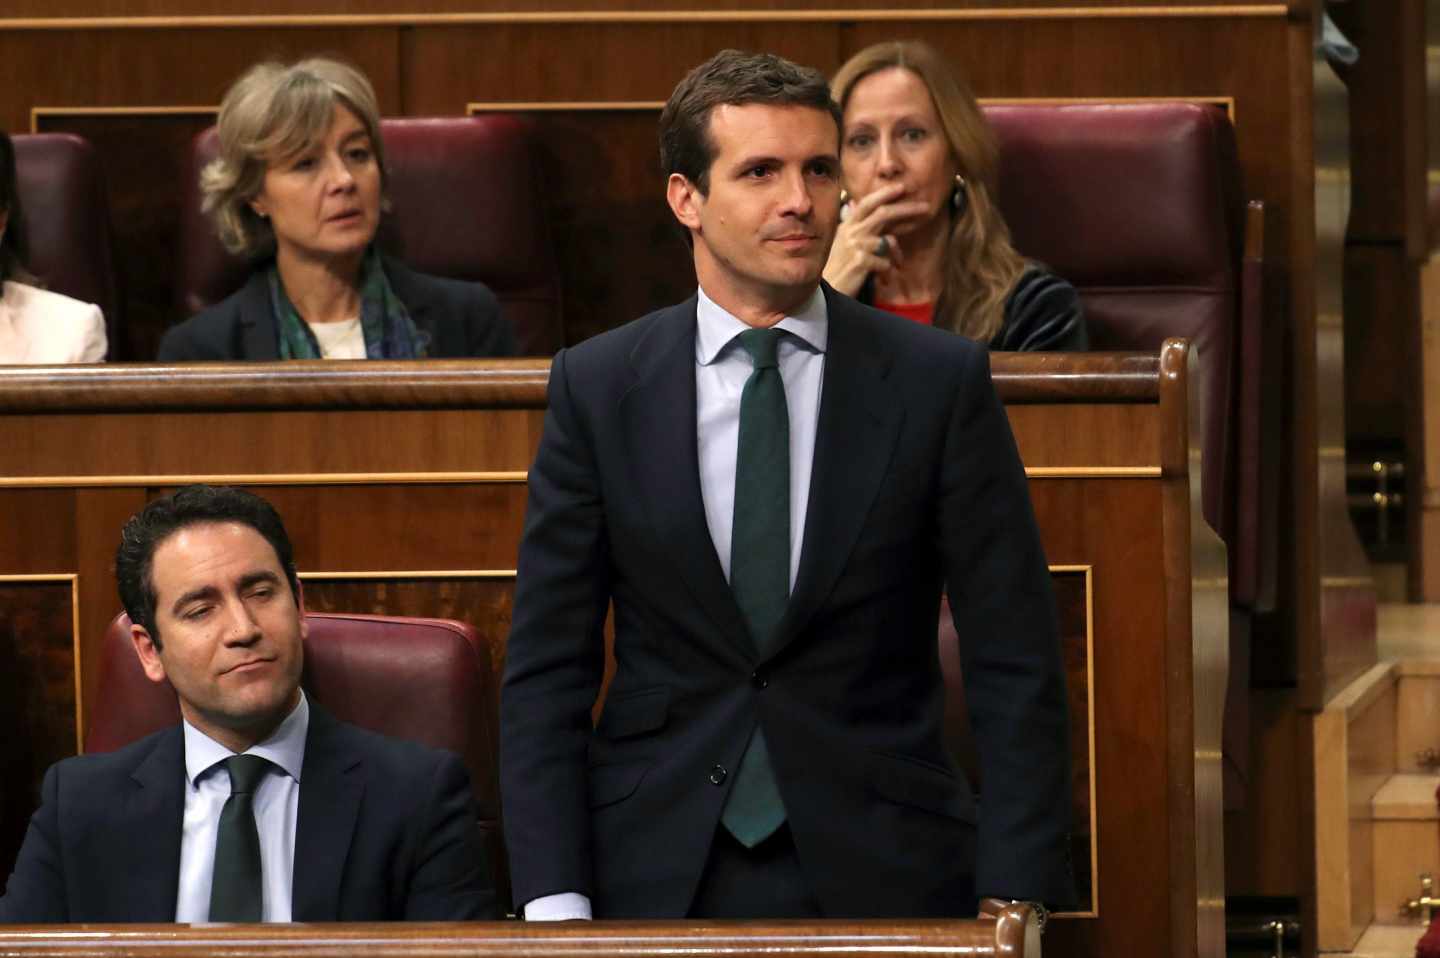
[659, 49, 841, 195]
[115, 485, 300, 648]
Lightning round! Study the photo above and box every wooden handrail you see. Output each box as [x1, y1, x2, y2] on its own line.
[0, 353, 1162, 412]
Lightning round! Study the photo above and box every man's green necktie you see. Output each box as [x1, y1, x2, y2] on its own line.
[720, 327, 790, 848]
[208, 754, 271, 922]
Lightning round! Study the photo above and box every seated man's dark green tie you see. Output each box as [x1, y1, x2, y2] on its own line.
[209, 754, 270, 922]
[720, 327, 790, 849]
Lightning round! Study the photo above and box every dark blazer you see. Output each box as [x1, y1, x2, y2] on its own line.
[156, 256, 515, 360]
[0, 704, 497, 922]
[860, 264, 1088, 352]
[500, 285, 1075, 919]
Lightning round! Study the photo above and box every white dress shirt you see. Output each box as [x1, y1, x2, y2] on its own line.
[175, 692, 308, 923]
[524, 285, 829, 921]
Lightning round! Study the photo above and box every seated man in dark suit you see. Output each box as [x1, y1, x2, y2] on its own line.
[0, 484, 496, 923]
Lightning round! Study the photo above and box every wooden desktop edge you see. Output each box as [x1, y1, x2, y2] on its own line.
[0, 906, 1038, 957]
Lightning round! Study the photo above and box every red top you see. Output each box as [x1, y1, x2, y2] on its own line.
[873, 300, 935, 326]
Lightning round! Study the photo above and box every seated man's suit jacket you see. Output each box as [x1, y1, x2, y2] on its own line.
[500, 284, 1076, 919]
[0, 703, 496, 922]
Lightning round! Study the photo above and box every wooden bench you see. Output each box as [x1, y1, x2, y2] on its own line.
[0, 342, 1224, 957]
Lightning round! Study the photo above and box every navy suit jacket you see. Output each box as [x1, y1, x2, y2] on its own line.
[500, 285, 1075, 918]
[0, 704, 497, 922]
[156, 256, 515, 361]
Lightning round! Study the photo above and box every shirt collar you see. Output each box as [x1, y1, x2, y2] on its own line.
[695, 284, 828, 365]
[183, 689, 310, 788]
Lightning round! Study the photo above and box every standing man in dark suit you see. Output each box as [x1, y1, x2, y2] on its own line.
[0, 485, 496, 923]
[500, 50, 1074, 922]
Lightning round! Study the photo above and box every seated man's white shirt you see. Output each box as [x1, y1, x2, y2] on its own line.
[175, 691, 308, 922]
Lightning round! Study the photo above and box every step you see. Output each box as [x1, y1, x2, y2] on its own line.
[1345, 922, 1427, 958]
[1374, 774, 1440, 821]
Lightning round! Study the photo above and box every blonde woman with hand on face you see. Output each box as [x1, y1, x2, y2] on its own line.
[825, 41, 1087, 351]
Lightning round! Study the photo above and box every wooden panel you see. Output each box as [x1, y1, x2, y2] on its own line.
[299, 574, 516, 736]
[466, 108, 694, 348]
[1397, 670, 1440, 772]
[0, 579, 78, 881]
[1054, 569, 1096, 914]
[1373, 820, 1440, 926]
[0, 409, 540, 478]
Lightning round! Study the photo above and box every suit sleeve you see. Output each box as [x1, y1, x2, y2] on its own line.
[991, 268, 1088, 353]
[0, 764, 68, 923]
[499, 346, 610, 908]
[938, 344, 1077, 909]
[403, 752, 499, 920]
[464, 283, 517, 358]
[156, 320, 208, 361]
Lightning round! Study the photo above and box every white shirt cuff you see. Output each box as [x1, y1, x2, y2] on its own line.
[524, 892, 593, 921]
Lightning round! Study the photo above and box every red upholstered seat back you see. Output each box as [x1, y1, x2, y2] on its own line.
[983, 102, 1271, 610]
[86, 611, 502, 894]
[176, 116, 562, 355]
[11, 133, 119, 356]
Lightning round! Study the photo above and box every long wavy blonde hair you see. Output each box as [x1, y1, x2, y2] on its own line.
[832, 41, 1025, 341]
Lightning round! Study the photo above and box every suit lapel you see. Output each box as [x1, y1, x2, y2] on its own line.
[291, 705, 363, 921]
[123, 728, 185, 920]
[771, 288, 902, 657]
[237, 272, 281, 360]
[619, 299, 751, 658]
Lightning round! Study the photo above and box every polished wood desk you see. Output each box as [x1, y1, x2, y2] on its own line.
[0, 909, 1038, 958]
[0, 342, 1225, 957]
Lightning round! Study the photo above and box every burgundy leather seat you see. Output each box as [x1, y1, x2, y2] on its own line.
[175, 116, 562, 356]
[946, 102, 1274, 808]
[86, 610, 504, 899]
[11, 133, 119, 356]
[983, 102, 1272, 616]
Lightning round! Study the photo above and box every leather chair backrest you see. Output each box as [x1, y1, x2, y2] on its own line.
[176, 115, 562, 355]
[982, 102, 1257, 605]
[11, 133, 119, 355]
[86, 610, 503, 896]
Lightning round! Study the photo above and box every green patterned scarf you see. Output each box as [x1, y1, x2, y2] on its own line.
[269, 248, 430, 359]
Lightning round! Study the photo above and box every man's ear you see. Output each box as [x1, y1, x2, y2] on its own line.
[666, 173, 704, 233]
[129, 622, 168, 685]
[295, 580, 308, 640]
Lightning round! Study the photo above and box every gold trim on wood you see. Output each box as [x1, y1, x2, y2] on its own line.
[300, 570, 517, 580]
[1047, 563, 1099, 920]
[471, 95, 1235, 125]
[0, 472, 529, 488]
[469, 101, 664, 113]
[0, 6, 1293, 31]
[0, 573, 83, 752]
[1024, 467, 1162, 478]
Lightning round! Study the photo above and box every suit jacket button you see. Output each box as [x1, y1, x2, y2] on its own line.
[751, 670, 768, 689]
[709, 765, 727, 785]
